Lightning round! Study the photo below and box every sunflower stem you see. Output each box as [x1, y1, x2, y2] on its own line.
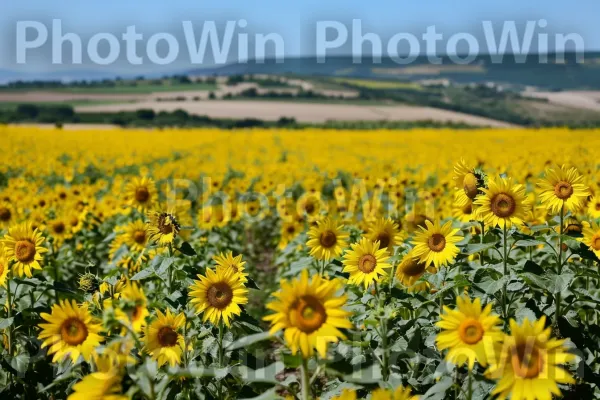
[554, 206, 565, 329]
[167, 244, 173, 292]
[374, 282, 390, 381]
[6, 274, 13, 357]
[300, 357, 310, 400]
[218, 321, 224, 368]
[479, 221, 485, 266]
[502, 223, 509, 324]
[467, 368, 473, 400]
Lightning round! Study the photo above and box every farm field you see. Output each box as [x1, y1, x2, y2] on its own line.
[0, 126, 599, 399]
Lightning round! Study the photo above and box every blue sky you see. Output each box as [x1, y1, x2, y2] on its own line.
[2, 0, 599, 73]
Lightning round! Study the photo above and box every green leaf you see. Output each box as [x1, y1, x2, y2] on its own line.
[234, 362, 284, 384]
[9, 353, 30, 374]
[464, 242, 497, 256]
[130, 268, 156, 281]
[422, 376, 454, 400]
[240, 387, 280, 400]
[0, 317, 14, 330]
[155, 257, 175, 278]
[522, 260, 545, 275]
[227, 331, 272, 351]
[546, 273, 574, 294]
[178, 241, 197, 256]
[520, 273, 548, 290]
[246, 277, 260, 290]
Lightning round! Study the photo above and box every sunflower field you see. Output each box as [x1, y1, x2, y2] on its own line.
[1, 126, 600, 400]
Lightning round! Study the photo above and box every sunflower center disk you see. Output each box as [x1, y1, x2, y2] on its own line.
[463, 173, 479, 199]
[15, 240, 36, 263]
[0, 207, 11, 221]
[135, 187, 150, 202]
[462, 202, 473, 215]
[511, 344, 544, 379]
[554, 181, 574, 200]
[491, 193, 516, 218]
[60, 318, 89, 346]
[133, 230, 146, 244]
[428, 233, 446, 252]
[53, 222, 66, 234]
[592, 236, 600, 250]
[0, 262, 5, 276]
[458, 319, 484, 345]
[358, 254, 377, 273]
[292, 296, 327, 334]
[401, 258, 427, 277]
[157, 326, 179, 347]
[319, 230, 337, 248]
[376, 233, 391, 249]
[207, 282, 234, 309]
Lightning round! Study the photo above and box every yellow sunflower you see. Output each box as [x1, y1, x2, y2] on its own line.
[47, 213, 72, 247]
[580, 221, 600, 259]
[411, 220, 463, 268]
[279, 220, 302, 250]
[213, 251, 248, 283]
[38, 300, 103, 363]
[587, 196, 600, 219]
[189, 267, 248, 327]
[143, 309, 185, 367]
[487, 316, 575, 400]
[120, 282, 150, 332]
[453, 159, 484, 207]
[126, 176, 158, 211]
[331, 389, 357, 400]
[342, 237, 391, 289]
[395, 250, 436, 288]
[2, 222, 48, 278]
[306, 217, 348, 261]
[452, 195, 476, 223]
[0, 201, 15, 228]
[538, 165, 590, 215]
[371, 385, 419, 400]
[67, 372, 127, 400]
[366, 217, 405, 252]
[0, 249, 8, 287]
[475, 177, 529, 229]
[264, 270, 353, 358]
[120, 220, 148, 253]
[436, 296, 503, 370]
[146, 210, 180, 246]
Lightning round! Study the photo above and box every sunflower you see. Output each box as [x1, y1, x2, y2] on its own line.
[331, 389, 357, 400]
[538, 165, 589, 215]
[411, 220, 463, 268]
[146, 210, 180, 246]
[487, 316, 575, 400]
[452, 195, 476, 223]
[587, 196, 600, 219]
[213, 251, 248, 283]
[0, 249, 8, 287]
[580, 221, 600, 259]
[306, 217, 348, 261]
[120, 282, 149, 333]
[67, 372, 127, 400]
[47, 213, 72, 247]
[2, 222, 48, 278]
[475, 177, 529, 229]
[264, 270, 353, 358]
[0, 201, 15, 228]
[189, 267, 248, 327]
[366, 217, 405, 252]
[279, 220, 302, 250]
[436, 296, 503, 370]
[342, 237, 391, 289]
[371, 385, 419, 400]
[395, 250, 435, 288]
[121, 220, 148, 253]
[143, 309, 185, 367]
[453, 159, 486, 207]
[125, 177, 158, 211]
[38, 300, 103, 363]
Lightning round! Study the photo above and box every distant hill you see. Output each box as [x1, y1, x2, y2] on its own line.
[188, 52, 600, 91]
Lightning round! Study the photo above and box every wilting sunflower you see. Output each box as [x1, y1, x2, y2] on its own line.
[213, 251, 248, 283]
[366, 217, 405, 252]
[38, 300, 103, 363]
[143, 309, 185, 367]
[453, 159, 486, 207]
[342, 237, 391, 289]
[125, 177, 158, 211]
[436, 296, 503, 370]
[120, 282, 150, 332]
[538, 165, 589, 214]
[189, 267, 248, 327]
[487, 316, 575, 400]
[395, 250, 435, 289]
[264, 270, 353, 358]
[371, 386, 419, 400]
[580, 221, 600, 259]
[146, 210, 180, 246]
[475, 177, 529, 229]
[306, 217, 348, 261]
[67, 372, 127, 400]
[411, 220, 463, 268]
[331, 389, 357, 400]
[2, 222, 48, 278]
